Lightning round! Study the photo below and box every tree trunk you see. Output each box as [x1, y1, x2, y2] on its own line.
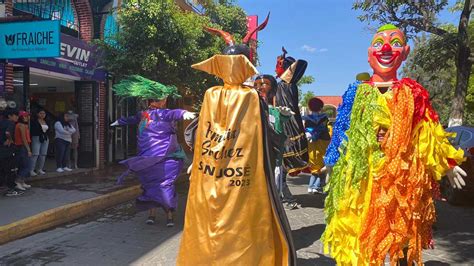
[449, 0, 473, 127]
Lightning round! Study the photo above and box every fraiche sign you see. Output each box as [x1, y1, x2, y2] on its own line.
[0, 21, 60, 59]
[11, 34, 107, 81]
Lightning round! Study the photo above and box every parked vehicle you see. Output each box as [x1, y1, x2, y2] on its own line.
[441, 126, 474, 205]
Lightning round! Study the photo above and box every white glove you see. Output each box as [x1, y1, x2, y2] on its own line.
[276, 106, 295, 116]
[183, 111, 196, 120]
[187, 163, 193, 175]
[446, 166, 467, 189]
[305, 132, 312, 141]
[110, 121, 119, 127]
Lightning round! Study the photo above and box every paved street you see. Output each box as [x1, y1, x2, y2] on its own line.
[1, 175, 473, 265]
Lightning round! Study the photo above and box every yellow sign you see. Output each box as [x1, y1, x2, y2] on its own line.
[54, 101, 65, 112]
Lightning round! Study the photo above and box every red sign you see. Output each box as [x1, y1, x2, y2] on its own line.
[247, 15, 258, 63]
[246, 15, 258, 41]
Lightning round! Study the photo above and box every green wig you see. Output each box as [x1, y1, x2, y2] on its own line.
[376, 24, 406, 43]
[377, 24, 399, 33]
[113, 75, 181, 100]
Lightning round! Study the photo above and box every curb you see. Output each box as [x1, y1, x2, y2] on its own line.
[0, 185, 142, 245]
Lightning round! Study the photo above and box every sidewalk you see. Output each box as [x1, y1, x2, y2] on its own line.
[0, 165, 144, 244]
[0, 166, 132, 226]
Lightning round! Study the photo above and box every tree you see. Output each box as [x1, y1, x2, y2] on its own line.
[297, 75, 315, 103]
[96, 0, 248, 109]
[300, 91, 315, 107]
[353, 0, 473, 126]
[402, 31, 474, 126]
[297, 75, 315, 87]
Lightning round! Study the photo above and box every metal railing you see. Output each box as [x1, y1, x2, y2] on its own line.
[13, 0, 79, 31]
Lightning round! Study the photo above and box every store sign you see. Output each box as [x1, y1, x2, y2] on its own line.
[10, 34, 107, 81]
[0, 21, 60, 59]
[0, 63, 4, 94]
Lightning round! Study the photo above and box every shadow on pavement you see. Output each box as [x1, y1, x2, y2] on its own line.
[424, 261, 450, 266]
[293, 193, 325, 209]
[293, 224, 325, 251]
[297, 255, 335, 266]
[430, 201, 474, 264]
[287, 174, 311, 186]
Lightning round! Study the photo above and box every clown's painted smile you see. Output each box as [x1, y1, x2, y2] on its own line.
[373, 48, 400, 68]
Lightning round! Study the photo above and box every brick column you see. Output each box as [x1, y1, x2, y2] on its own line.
[3, 0, 13, 96]
[4, 0, 13, 16]
[72, 0, 94, 42]
[98, 82, 106, 167]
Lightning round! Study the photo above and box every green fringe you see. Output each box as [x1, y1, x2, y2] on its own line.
[112, 75, 181, 100]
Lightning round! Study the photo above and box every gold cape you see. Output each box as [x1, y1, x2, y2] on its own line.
[178, 55, 296, 266]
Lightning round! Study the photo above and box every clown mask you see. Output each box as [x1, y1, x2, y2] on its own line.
[368, 24, 410, 82]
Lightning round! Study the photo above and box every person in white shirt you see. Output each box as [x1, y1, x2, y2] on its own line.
[54, 113, 76, 173]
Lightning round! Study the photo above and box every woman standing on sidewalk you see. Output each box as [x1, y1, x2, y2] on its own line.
[111, 75, 195, 227]
[15, 111, 33, 190]
[30, 109, 50, 176]
[67, 111, 80, 169]
[54, 113, 76, 173]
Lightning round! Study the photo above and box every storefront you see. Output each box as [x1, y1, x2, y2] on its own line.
[3, 32, 107, 169]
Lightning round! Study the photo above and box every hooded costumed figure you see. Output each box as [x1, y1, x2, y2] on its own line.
[178, 15, 296, 265]
[275, 48, 309, 177]
[322, 24, 467, 265]
[111, 75, 195, 226]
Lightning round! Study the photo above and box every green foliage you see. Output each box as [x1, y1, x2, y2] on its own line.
[96, 0, 248, 110]
[402, 31, 474, 126]
[297, 75, 315, 103]
[353, 0, 449, 38]
[322, 105, 336, 119]
[297, 75, 315, 87]
[205, 3, 248, 42]
[300, 91, 315, 107]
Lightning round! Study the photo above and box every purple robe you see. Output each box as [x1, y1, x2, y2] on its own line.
[118, 108, 186, 211]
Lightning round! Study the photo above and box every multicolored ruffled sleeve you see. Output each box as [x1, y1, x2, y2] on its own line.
[405, 78, 465, 181]
[414, 113, 465, 181]
[324, 82, 360, 166]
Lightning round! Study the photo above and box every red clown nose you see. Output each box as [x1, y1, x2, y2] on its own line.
[381, 43, 392, 53]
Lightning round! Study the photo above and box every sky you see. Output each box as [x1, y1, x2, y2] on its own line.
[236, 0, 461, 96]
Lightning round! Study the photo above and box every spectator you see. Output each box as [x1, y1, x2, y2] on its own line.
[30, 109, 50, 176]
[0, 109, 23, 196]
[15, 111, 33, 190]
[54, 113, 76, 173]
[66, 111, 80, 169]
[303, 97, 330, 194]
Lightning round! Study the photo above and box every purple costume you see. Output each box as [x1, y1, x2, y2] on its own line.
[118, 108, 186, 211]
